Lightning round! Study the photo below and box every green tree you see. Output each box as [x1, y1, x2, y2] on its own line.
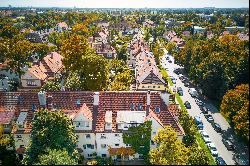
[22, 109, 78, 165]
[188, 145, 210, 165]
[149, 125, 189, 165]
[165, 42, 177, 55]
[60, 35, 109, 90]
[123, 121, 152, 161]
[0, 125, 18, 165]
[1, 38, 34, 81]
[40, 81, 61, 91]
[179, 112, 197, 147]
[35, 148, 77, 165]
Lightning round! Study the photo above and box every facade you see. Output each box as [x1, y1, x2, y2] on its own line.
[0, 91, 183, 160]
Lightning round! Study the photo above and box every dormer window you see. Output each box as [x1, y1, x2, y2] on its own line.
[155, 107, 160, 113]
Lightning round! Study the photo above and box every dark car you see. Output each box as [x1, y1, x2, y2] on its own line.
[205, 114, 214, 122]
[184, 101, 191, 109]
[201, 106, 208, 114]
[166, 56, 169, 60]
[173, 69, 180, 75]
[216, 156, 227, 165]
[222, 139, 234, 151]
[168, 60, 172, 63]
[214, 123, 222, 133]
[184, 81, 189, 87]
[177, 87, 183, 96]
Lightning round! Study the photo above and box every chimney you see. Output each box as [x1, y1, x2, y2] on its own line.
[38, 91, 46, 108]
[47, 95, 53, 110]
[146, 90, 151, 116]
[92, 92, 99, 131]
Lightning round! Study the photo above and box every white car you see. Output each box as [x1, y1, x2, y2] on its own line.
[195, 98, 204, 106]
[200, 131, 211, 144]
[207, 143, 218, 156]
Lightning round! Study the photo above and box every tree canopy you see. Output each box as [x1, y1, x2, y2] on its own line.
[220, 84, 249, 140]
[34, 148, 78, 165]
[22, 109, 78, 165]
[149, 125, 189, 165]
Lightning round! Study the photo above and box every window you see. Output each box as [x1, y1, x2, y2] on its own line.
[91, 145, 94, 149]
[76, 122, 81, 127]
[126, 144, 131, 147]
[86, 134, 91, 139]
[88, 154, 93, 157]
[16, 135, 22, 138]
[20, 145, 24, 148]
[115, 134, 119, 137]
[85, 122, 90, 127]
[101, 134, 106, 139]
[27, 80, 37, 86]
[83, 145, 86, 149]
[87, 144, 92, 149]
[115, 144, 119, 147]
[101, 144, 107, 149]
[151, 140, 155, 145]
[102, 154, 107, 158]
[153, 132, 156, 135]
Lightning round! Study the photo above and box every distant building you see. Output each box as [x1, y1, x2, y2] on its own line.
[193, 26, 206, 34]
[21, 52, 64, 89]
[55, 22, 68, 32]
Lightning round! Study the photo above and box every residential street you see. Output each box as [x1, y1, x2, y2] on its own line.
[160, 51, 249, 165]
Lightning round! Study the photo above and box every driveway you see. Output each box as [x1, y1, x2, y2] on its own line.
[160, 52, 249, 165]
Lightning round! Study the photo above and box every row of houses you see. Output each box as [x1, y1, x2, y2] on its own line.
[128, 30, 166, 92]
[0, 90, 183, 160]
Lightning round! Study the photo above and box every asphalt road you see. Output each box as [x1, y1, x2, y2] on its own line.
[160, 51, 249, 165]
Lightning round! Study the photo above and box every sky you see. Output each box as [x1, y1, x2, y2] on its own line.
[0, 0, 249, 8]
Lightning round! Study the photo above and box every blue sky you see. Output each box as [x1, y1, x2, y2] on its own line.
[0, 0, 249, 8]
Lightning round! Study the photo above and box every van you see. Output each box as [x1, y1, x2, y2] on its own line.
[189, 88, 198, 98]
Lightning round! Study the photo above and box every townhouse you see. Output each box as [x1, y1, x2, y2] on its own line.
[21, 52, 64, 89]
[0, 90, 183, 161]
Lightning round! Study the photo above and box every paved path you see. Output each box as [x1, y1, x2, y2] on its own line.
[160, 51, 249, 165]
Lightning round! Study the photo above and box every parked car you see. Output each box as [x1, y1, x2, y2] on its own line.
[207, 143, 218, 157]
[213, 123, 222, 133]
[173, 68, 180, 75]
[205, 114, 214, 122]
[188, 88, 198, 98]
[184, 101, 191, 109]
[168, 59, 172, 63]
[166, 56, 169, 60]
[233, 154, 248, 165]
[194, 116, 204, 130]
[216, 156, 227, 165]
[200, 106, 208, 114]
[179, 74, 184, 80]
[184, 81, 189, 87]
[169, 76, 176, 84]
[177, 87, 183, 96]
[200, 130, 211, 144]
[222, 138, 234, 151]
[195, 99, 204, 106]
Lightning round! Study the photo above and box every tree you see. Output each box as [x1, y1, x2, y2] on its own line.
[179, 112, 197, 147]
[22, 109, 78, 165]
[123, 121, 152, 161]
[65, 71, 85, 91]
[117, 43, 128, 62]
[149, 125, 189, 165]
[187, 145, 210, 165]
[60, 35, 109, 90]
[0, 125, 18, 165]
[220, 84, 249, 139]
[165, 42, 177, 55]
[40, 81, 61, 91]
[35, 148, 77, 165]
[1, 38, 34, 81]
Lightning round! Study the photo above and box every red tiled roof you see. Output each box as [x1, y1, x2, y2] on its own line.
[0, 91, 183, 135]
[0, 108, 15, 124]
[16, 147, 26, 154]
